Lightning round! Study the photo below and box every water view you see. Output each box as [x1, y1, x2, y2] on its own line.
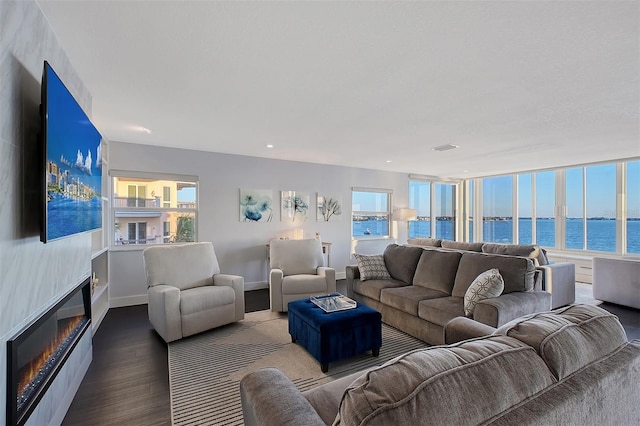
[47, 195, 102, 241]
[353, 218, 640, 254]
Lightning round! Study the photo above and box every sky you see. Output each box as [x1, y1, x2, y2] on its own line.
[483, 162, 639, 219]
[47, 63, 102, 193]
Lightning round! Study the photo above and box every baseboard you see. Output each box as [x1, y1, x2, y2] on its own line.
[108, 278, 349, 303]
[110, 294, 148, 308]
[244, 274, 345, 292]
[244, 281, 268, 291]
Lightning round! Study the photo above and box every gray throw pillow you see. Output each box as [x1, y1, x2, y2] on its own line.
[354, 254, 391, 281]
[464, 268, 504, 317]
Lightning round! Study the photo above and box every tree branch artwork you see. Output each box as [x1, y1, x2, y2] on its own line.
[240, 189, 273, 222]
[317, 194, 342, 222]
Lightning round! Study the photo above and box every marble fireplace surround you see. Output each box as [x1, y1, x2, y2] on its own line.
[1, 1, 96, 424]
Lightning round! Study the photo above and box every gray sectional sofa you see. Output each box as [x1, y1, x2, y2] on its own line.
[407, 238, 576, 309]
[346, 244, 551, 345]
[240, 304, 640, 425]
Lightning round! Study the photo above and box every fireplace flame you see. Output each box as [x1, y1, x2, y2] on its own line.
[17, 316, 84, 397]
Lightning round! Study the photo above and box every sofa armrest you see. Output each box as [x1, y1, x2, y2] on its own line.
[240, 368, 325, 426]
[214, 274, 245, 321]
[345, 265, 360, 298]
[147, 284, 182, 343]
[269, 268, 284, 312]
[473, 291, 552, 328]
[318, 267, 337, 294]
[444, 317, 496, 344]
[538, 262, 576, 308]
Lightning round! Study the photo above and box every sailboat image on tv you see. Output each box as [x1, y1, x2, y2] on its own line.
[42, 61, 103, 243]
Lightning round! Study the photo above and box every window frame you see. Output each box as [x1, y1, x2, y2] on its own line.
[110, 170, 199, 250]
[351, 187, 392, 239]
[470, 158, 640, 256]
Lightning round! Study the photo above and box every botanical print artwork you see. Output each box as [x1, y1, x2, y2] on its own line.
[281, 191, 310, 222]
[317, 194, 342, 222]
[240, 189, 274, 222]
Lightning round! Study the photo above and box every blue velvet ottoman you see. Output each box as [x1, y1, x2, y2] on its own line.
[288, 295, 382, 372]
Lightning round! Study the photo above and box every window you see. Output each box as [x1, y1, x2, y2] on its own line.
[434, 183, 456, 240]
[112, 172, 198, 246]
[586, 164, 616, 252]
[163, 221, 171, 243]
[163, 186, 171, 208]
[482, 176, 513, 243]
[565, 167, 585, 250]
[517, 173, 533, 244]
[535, 171, 555, 247]
[126, 185, 147, 207]
[408, 181, 431, 238]
[352, 189, 391, 238]
[469, 159, 638, 255]
[127, 222, 147, 244]
[627, 161, 640, 254]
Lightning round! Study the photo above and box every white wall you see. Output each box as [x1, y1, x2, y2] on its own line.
[0, 1, 94, 423]
[108, 141, 410, 305]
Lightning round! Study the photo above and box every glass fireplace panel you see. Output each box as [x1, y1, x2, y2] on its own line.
[7, 278, 91, 426]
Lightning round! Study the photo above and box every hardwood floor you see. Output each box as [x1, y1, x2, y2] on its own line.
[62, 289, 270, 426]
[63, 286, 639, 425]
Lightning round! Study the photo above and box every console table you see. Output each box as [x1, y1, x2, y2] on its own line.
[266, 241, 332, 266]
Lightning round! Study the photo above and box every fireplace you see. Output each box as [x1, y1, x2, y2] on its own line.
[6, 278, 91, 426]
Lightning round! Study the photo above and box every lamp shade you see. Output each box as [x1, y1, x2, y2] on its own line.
[393, 208, 417, 221]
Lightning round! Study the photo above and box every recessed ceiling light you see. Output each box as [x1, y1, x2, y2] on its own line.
[432, 144, 459, 152]
[463, 170, 469, 173]
[266, 144, 274, 148]
[386, 160, 392, 163]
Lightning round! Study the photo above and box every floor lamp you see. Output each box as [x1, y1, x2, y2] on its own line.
[393, 208, 417, 241]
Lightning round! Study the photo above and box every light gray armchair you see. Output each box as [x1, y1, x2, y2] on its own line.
[143, 242, 244, 343]
[269, 239, 336, 312]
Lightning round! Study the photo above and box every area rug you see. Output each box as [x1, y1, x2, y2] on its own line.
[168, 310, 427, 425]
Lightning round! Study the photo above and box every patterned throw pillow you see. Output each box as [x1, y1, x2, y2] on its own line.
[354, 254, 392, 281]
[464, 268, 504, 317]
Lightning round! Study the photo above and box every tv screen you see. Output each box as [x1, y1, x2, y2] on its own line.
[41, 61, 103, 243]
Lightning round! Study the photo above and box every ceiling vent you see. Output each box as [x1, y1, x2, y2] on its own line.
[432, 144, 459, 152]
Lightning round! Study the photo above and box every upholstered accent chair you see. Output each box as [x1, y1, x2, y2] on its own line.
[143, 242, 244, 343]
[269, 239, 336, 312]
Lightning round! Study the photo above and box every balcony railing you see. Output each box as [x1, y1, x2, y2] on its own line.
[113, 197, 160, 208]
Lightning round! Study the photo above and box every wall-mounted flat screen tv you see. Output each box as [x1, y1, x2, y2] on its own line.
[41, 61, 103, 243]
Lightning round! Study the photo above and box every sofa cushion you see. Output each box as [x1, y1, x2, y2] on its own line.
[452, 252, 535, 297]
[441, 240, 484, 252]
[354, 254, 391, 281]
[418, 296, 465, 327]
[380, 286, 448, 316]
[412, 249, 461, 295]
[482, 243, 541, 266]
[464, 269, 504, 317]
[494, 304, 628, 380]
[353, 279, 408, 301]
[383, 244, 424, 284]
[406, 237, 442, 247]
[334, 336, 555, 426]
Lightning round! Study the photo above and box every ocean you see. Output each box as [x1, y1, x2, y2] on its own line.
[353, 218, 640, 254]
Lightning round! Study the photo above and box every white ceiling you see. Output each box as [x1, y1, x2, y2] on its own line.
[37, 0, 639, 179]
